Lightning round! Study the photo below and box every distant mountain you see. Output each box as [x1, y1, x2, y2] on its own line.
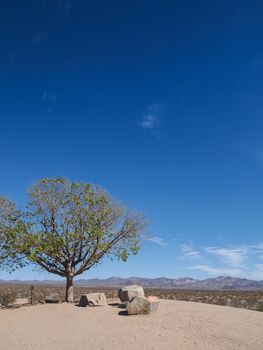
[1, 276, 263, 290]
[0, 279, 65, 286]
[74, 276, 263, 290]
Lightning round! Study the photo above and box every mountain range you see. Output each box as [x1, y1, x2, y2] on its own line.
[1, 276, 263, 290]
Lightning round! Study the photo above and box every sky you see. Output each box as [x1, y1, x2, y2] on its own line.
[1, 0, 263, 281]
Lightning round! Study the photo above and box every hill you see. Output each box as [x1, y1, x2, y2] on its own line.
[1, 276, 263, 290]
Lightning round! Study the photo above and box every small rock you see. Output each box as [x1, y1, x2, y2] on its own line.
[79, 293, 107, 307]
[118, 285, 145, 302]
[126, 296, 159, 315]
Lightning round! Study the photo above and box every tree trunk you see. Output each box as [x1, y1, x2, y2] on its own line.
[65, 273, 74, 303]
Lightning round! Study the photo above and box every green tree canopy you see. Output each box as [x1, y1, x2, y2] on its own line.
[0, 177, 147, 302]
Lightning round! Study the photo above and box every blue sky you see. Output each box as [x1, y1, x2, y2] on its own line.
[1, 0, 263, 281]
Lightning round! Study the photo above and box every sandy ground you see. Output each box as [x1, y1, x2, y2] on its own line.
[0, 300, 263, 350]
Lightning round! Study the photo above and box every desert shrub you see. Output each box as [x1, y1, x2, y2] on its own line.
[0, 290, 17, 307]
[255, 302, 263, 312]
[167, 294, 174, 300]
[32, 288, 49, 303]
[214, 298, 226, 306]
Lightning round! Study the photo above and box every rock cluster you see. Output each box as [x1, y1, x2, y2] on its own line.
[78, 285, 159, 315]
[118, 285, 159, 315]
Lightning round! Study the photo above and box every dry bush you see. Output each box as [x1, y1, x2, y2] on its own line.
[0, 285, 119, 304]
[214, 298, 226, 306]
[144, 288, 263, 311]
[255, 302, 263, 312]
[0, 289, 17, 307]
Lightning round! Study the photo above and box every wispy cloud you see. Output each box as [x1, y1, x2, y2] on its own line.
[249, 264, 263, 280]
[146, 236, 167, 246]
[203, 246, 248, 267]
[189, 263, 263, 280]
[180, 244, 202, 260]
[139, 115, 159, 130]
[189, 265, 241, 276]
[251, 243, 263, 250]
[138, 103, 165, 131]
[183, 242, 263, 280]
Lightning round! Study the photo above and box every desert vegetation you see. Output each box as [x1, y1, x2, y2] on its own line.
[145, 288, 263, 311]
[0, 177, 146, 302]
[1, 283, 263, 312]
[0, 287, 17, 307]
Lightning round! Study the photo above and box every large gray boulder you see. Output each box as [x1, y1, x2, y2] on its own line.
[126, 296, 159, 315]
[79, 293, 107, 307]
[118, 285, 144, 302]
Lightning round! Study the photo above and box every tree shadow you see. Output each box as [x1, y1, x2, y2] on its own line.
[109, 302, 127, 309]
[108, 302, 120, 307]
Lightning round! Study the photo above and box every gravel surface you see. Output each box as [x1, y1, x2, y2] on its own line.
[1, 299, 263, 350]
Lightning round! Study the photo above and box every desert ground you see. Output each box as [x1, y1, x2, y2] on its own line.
[1, 299, 263, 350]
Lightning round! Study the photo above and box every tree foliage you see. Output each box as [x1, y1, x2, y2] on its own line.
[0, 177, 147, 301]
[0, 196, 26, 271]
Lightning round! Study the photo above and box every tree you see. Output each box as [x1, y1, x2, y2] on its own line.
[0, 177, 146, 302]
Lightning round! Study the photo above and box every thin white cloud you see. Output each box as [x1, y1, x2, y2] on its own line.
[147, 236, 167, 246]
[139, 115, 159, 129]
[204, 246, 248, 267]
[189, 264, 263, 280]
[184, 242, 263, 280]
[189, 265, 241, 276]
[138, 103, 165, 131]
[180, 244, 202, 260]
[249, 264, 263, 280]
[250, 243, 263, 250]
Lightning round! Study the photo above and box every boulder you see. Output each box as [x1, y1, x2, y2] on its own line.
[126, 296, 159, 315]
[118, 301, 129, 309]
[79, 293, 107, 307]
[118, 285, 145, 302]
